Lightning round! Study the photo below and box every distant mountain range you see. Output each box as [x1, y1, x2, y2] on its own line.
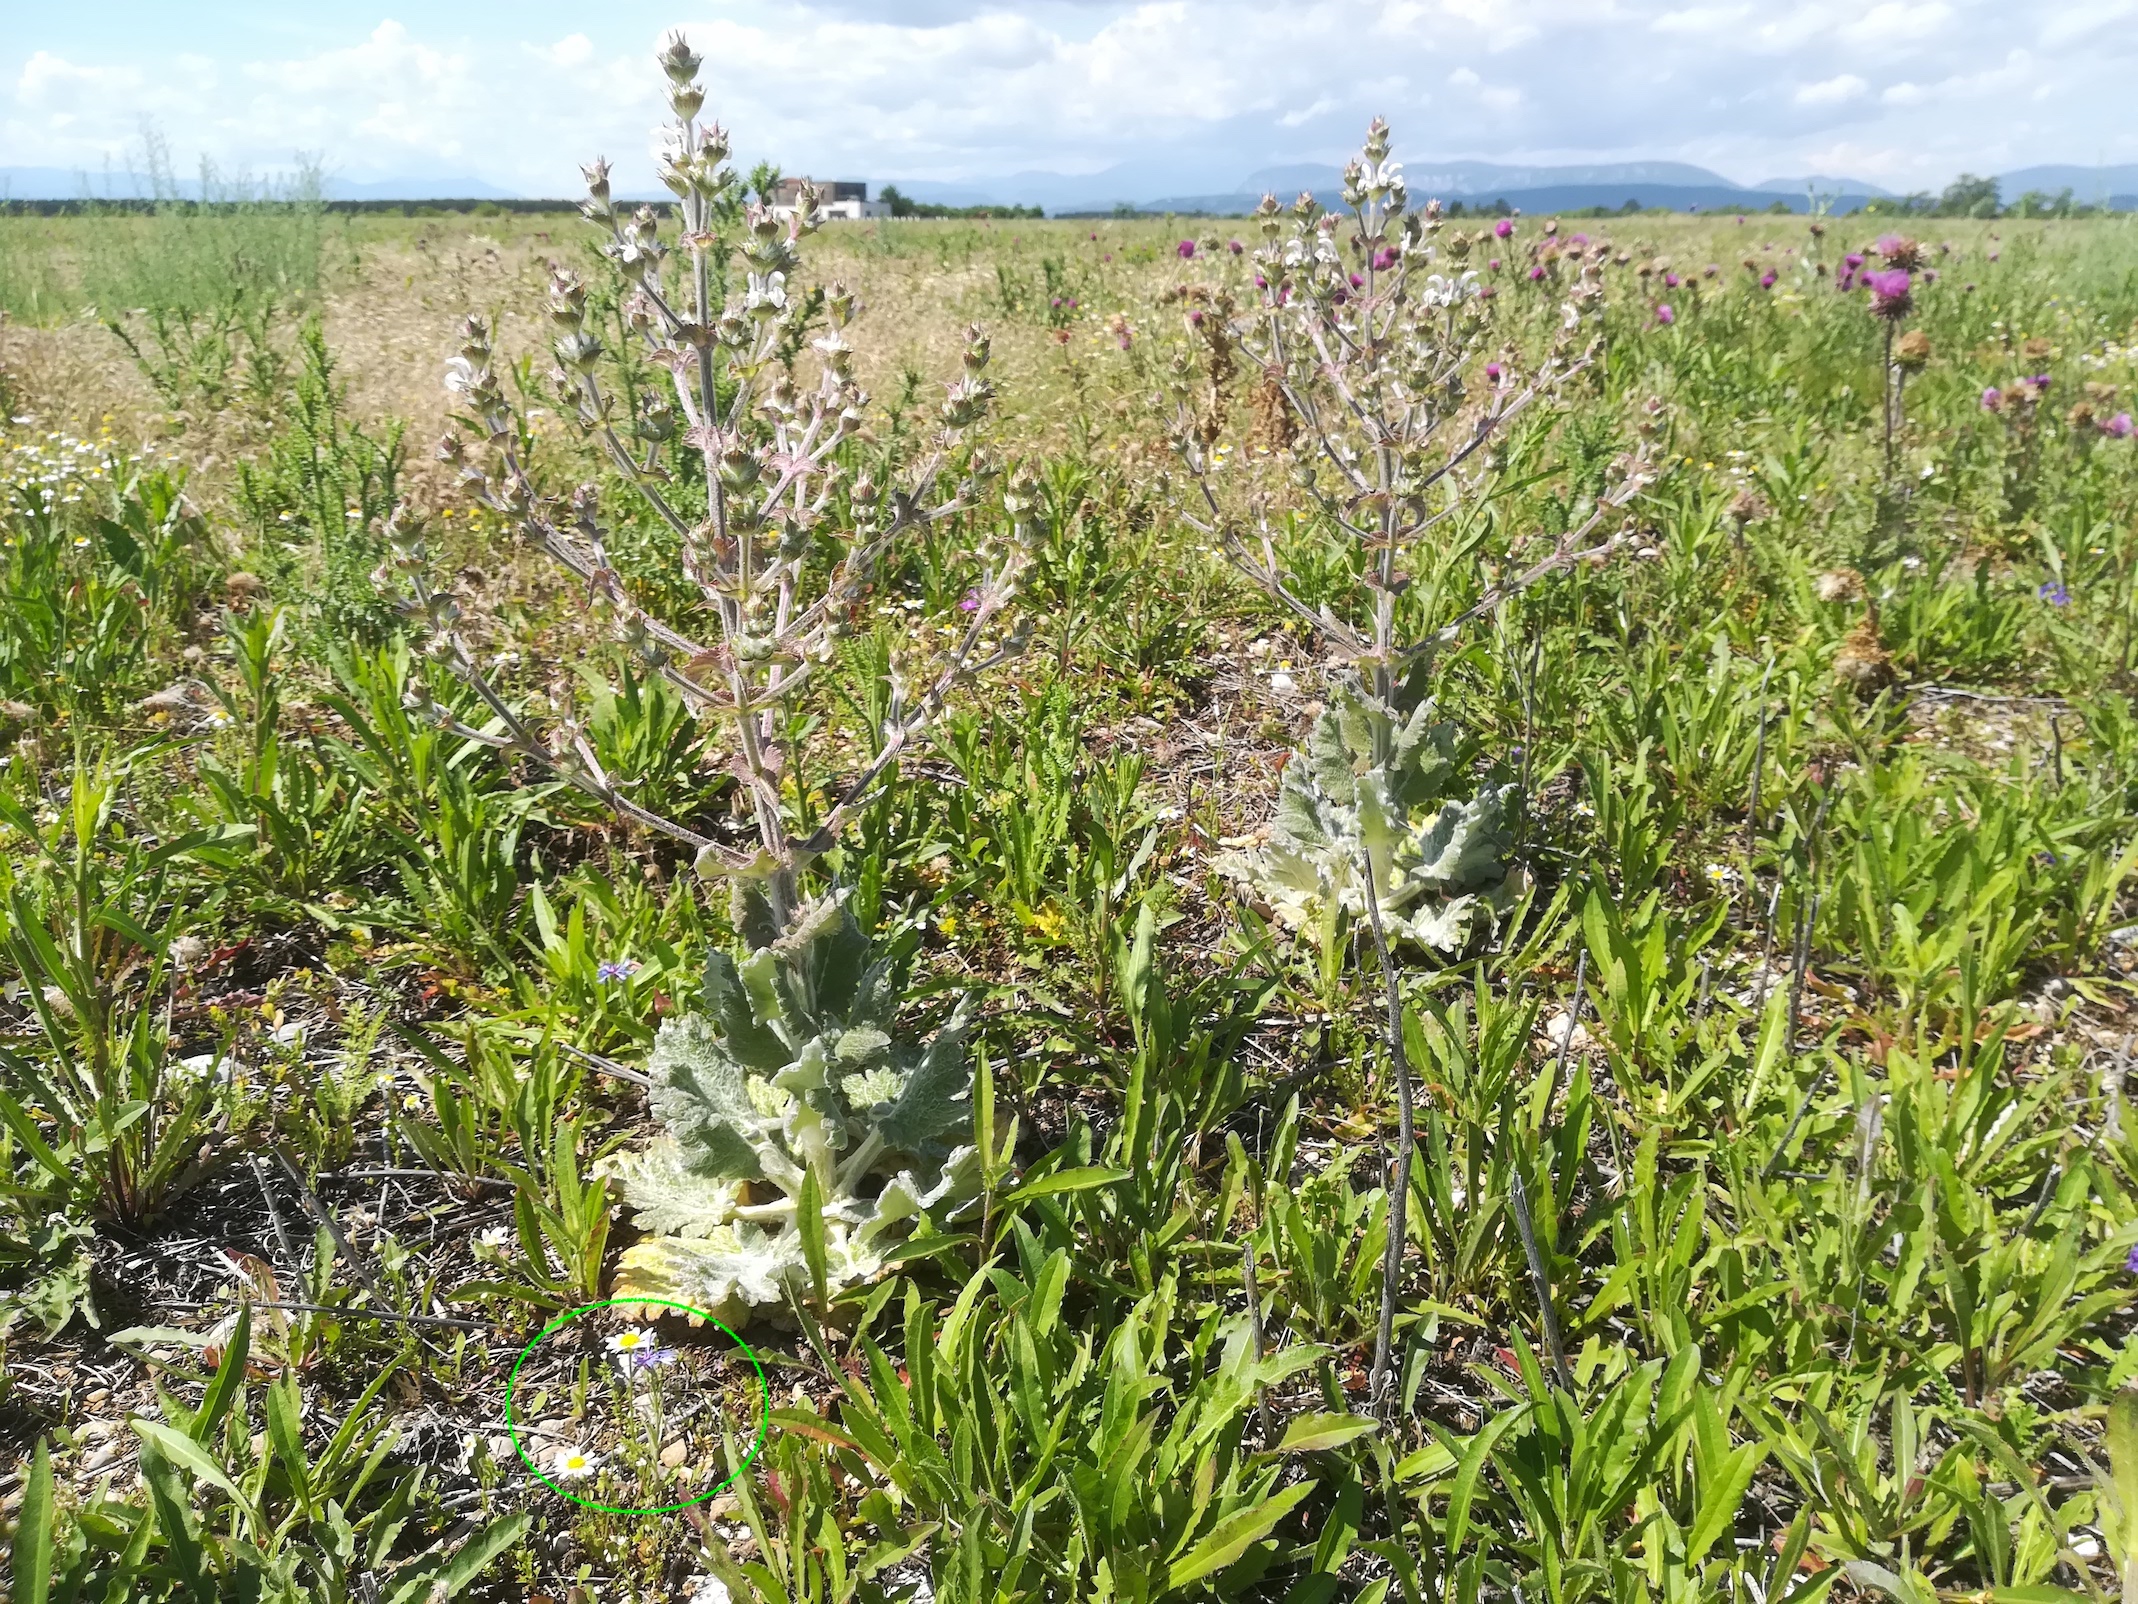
[891, 159, 1903, 217]
[5, 157, 2134, 215]
[891, 158, 2138, 217]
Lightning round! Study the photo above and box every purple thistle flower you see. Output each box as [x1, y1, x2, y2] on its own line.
[1371, 247, 1398, 272]
[1663, 271, 1680, 288]
[1759, 271, 1777, 289]
[1981, 386, 2003, 412]
[1488, 258, 1501, 271]
[1861, 268, 1912, 319]
[1176, 238, 1196, 259]
[2104, 412, 2135, 439]
[1349, 271, 1365, 288]
[1568, 233, 1589, 246]
[1527, 264, 1545, 281]
[1654, 303, 1675, 326]
[2038, 580, 2071, 607]
[1253, 272, 1268, 289]
[1495, 218, 1514, 238]
[1843, 252, 1865, 270]
[1484, 362, 1503, 382]
[1227, 238, 1244, 254]
[2025, 373, 2052, 392]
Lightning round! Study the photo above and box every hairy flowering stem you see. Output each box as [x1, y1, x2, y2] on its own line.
[1172, 120, 1653, 1418]
[376, 33, 1031, 925]
[1360, 860, 1412, 1411]
[1171, 118, 1653, 696]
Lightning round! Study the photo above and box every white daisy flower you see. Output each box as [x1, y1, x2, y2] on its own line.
[553, 1446, 599, 1480]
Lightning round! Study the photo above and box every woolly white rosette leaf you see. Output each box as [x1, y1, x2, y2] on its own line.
[1216, 686, 1519, 951]
[600, 892, 976, 1318]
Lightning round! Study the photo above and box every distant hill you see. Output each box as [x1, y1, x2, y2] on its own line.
[1999, 165, 2138, 201]
[1131, 181, 1883, 218]
[903, 158, 1900, 218]
[1243, 158, 1749, 197]
[893, 157, 2138, 219]
[1754, 175, 1893, 198]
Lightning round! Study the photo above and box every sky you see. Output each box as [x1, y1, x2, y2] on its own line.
[3, 0, 2136, 198]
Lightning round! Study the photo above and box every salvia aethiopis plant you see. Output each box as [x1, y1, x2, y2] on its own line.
[1211, 686, 1516, 952]
[599, 886, 977, 1320]
[374, 33, 1030, 1311]
[376, 31, 1031, 930]
[1169, 116, 1655, 1405]
[1177, 117, 1653, 955]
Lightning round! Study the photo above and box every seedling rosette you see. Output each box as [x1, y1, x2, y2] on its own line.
[1214, 684, 1519, 952]
[600, 889, 977, 1321]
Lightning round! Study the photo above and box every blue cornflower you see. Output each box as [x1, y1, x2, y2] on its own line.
[2037, 581, 2071, 607]
[596, 958, 640, 983]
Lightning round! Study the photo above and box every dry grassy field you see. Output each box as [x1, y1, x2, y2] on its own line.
[5, 141, 2138, 1603]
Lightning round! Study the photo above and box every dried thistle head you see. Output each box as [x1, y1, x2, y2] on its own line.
[1726, 487, 1770, 526]
[1815, 568, 1868, 604]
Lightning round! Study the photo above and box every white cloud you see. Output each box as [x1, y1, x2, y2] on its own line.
[1651, 5, 1754, 36]
[1795, 73, 1869, 105]
[1, 0, 2134, 197]
[1841, 2, 1950, 47]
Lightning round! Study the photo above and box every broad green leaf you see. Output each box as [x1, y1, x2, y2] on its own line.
[1446, 1405, 1528, 1555]
[12, 1437, 52, 1604]
[997, 1166, 1130, 1207]
[439, 1511, 531, 1595]
[798, 1166, 830, 1308]
[1269, 1413, 1379, 1455]
[1165, 1480, 1314, 1587]
[193, 1305, 251, 1446]
[129, 1418, 258, 1522]
[267, 1372, 312, 1513]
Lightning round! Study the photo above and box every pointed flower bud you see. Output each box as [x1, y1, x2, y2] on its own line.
[657, 32, 702, 87]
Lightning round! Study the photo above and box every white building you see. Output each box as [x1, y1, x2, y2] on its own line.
[769, 178, 889, 221]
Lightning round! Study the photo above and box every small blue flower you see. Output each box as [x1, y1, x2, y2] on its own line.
[2038, 581, 2071, 607]
[2127, 1242, 2138, 1275]
[630, 1346, 680, 1371]
[597, 959, 640, 983]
